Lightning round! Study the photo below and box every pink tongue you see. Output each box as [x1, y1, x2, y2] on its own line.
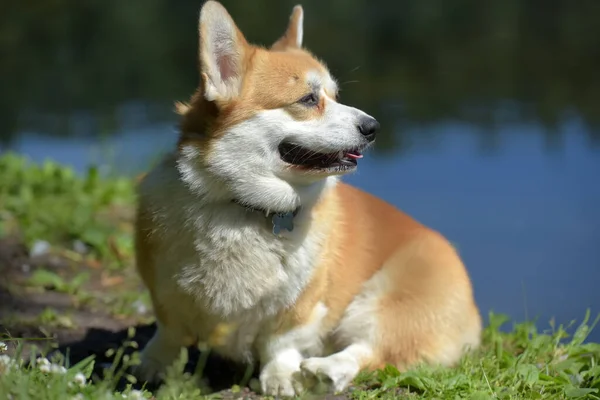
[345, 151, 363, 159]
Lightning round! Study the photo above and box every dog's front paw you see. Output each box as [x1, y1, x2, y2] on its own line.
[259, 359, 304, 397]
[300, 354, 360, 394]
[132, 330, 182, 384]
[132, 353, 166, 384]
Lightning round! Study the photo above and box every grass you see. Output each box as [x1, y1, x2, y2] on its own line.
[351, 312, 600, 399]
[1, 152, 599, 399]
[1, 313, 599, 399]
[0, 152, 148, 324]
[0, 331, 203, 400]
[0, 152, 135, 269]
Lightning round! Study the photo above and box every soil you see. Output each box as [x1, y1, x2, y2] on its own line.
[0, 236, 352, 399]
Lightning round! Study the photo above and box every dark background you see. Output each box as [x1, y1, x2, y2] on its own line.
[1, 0, 599, 339]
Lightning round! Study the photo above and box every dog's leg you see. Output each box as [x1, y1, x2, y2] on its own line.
[300, 342, 374, 394]
[299, 271, 382, 394]
[259, 347, 304, 397]
[301, 237, 482, 394]
[134, 209, 195, 382]
[258, 302, 328, 397]
[135, 321, 190, 383]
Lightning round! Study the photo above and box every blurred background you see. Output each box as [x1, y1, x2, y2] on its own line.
[0, 0, 599, 339]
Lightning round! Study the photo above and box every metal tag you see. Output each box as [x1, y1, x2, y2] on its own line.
[271, 211, 295, 236]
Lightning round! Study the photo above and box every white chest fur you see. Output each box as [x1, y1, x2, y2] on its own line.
[139, 155, 329, 360]
[174, 204, 323, 318]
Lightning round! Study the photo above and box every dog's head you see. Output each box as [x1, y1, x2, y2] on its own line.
[177, 1, 379, 212]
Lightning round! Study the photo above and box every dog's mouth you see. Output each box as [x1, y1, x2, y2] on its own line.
[278, 142, 364, 171]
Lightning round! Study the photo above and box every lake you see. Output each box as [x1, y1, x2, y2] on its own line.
[1, 0, 599, 340]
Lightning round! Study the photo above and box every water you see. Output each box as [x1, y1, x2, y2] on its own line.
[1, 0, 599, 339]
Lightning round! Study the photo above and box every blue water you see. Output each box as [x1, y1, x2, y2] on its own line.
[4, 111, 600, 340]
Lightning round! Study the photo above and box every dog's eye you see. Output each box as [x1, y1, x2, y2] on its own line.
[298, 93, 318, 107]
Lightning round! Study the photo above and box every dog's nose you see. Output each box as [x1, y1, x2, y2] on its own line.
[358, 117, 379, 142]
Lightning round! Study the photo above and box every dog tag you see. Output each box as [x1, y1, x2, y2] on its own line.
[272, 212, 295, 235]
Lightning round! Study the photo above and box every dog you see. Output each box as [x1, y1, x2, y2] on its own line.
[133, 1, 482, 396]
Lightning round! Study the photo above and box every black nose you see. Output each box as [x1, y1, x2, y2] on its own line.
[358, 117, 379, 142]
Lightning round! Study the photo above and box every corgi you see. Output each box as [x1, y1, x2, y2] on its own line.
[133, 1, 482, 396]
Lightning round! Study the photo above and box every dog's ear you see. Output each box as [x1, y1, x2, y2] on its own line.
[198, 1, 248, 101]
[271, 5, 304, 51]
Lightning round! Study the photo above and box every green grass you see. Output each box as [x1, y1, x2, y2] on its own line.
[1, 329, 207, 400]
[1, 312, 599, 399]
[1, 153, 599, 399]
[0, 152, 135, 268]
[351, 312, 600, 399]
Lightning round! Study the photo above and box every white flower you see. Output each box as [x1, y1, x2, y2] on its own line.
[127, 390, 144, 400]
[73, 372, 86, 386]
[30, 240, 51, 257]
[50, 364, 67, 374]
[71, 395, 84, 400]
[0, 342, 7, 352]
[0, 354, 12, 367]
[36, 357, 50, 366]
[39, 363, 51, 373]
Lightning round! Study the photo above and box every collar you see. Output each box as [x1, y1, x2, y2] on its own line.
[231, 199, 301, 236]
